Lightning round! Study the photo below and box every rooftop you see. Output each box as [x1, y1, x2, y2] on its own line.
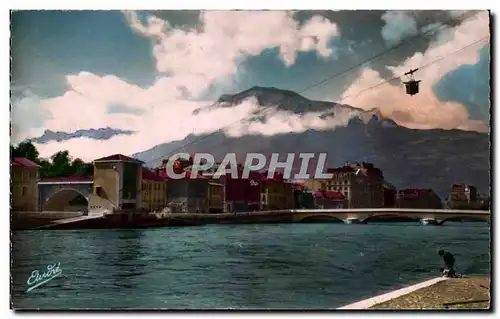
[94, 154, 143, 163]
[314, 191, 346, 200]
[141, 168, 164, 182]
[12, 157, 40, 168]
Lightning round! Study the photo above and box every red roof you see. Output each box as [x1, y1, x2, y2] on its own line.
[292, 183, 305, 190]
[40, 176, 93, 183]
[12, 157, 40, 168]
[313, 191, 345, 200]
[158, 167, 207, 180]
[94, 154, 143, 163]
[261, 171, 284, 182]
[142, 168, 164, 182]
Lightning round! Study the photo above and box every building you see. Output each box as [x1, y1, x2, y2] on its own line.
[224, 165, 262, 213]
[199, 162, 264, 213]
[198, 162, 228, 212]
[397, 188, 442, 209]
[292, 183, 315, 209]
[313, 190, 348, 209]
[260, 172, 294, 210]
[92, 154, 143, 211]
[383, 180, 397, 208]
[11, 157, 40, 211]
[141, 168, 167, 212]
[160, 164, 211, 213]
[447, 184, 482, 209]
[208, 182, 224, 213]
[301, 162, 384, 208]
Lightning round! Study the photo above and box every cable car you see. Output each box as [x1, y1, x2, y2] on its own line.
[403, 69, 421, 96]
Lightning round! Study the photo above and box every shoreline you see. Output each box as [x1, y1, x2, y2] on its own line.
[11, 210, 490, 231]
[338, 276, 490, 310]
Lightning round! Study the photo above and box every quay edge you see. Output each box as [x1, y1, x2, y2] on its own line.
[338, 276, 490, 310]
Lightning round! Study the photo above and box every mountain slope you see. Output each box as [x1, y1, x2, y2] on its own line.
[133, 87, 490, 198]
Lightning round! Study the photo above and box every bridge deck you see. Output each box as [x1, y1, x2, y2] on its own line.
[280, 208, 489, 215]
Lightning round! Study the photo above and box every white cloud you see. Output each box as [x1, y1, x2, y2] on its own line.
[381, 11, 418, 46]
[16, 10, 490, 164]
[340, 11, 490, 132]
[34, 96, 361, 162]
[124, 10, 339, 97]
[24, 11, 340, 161]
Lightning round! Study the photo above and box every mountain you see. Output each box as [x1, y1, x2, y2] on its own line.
[27, 127, 135, 144]
[195, 86, 363, 115]
[133, 87, 490, 198]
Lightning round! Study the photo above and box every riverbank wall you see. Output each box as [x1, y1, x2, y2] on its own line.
[12, 211, 297, 230]
[11, 209, 490, 231]
[338, 276, 490, 310]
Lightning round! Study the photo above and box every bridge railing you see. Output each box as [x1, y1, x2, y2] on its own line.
[289, 208, 490, 214]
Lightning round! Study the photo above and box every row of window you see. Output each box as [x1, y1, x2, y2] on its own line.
[144, 182, 165, 191]
[328, 179, 350, 185]
[327, 186, 350, 192]
[12, 170, 39, 181]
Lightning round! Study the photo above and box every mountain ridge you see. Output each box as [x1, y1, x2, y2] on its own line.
[132, 87, 490, 198]
[27, 127, 135, 144]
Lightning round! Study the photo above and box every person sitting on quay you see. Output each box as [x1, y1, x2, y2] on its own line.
[438, 249, 457, 278]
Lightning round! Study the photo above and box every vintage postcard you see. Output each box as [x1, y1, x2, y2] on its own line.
[10, 9, 491, 310]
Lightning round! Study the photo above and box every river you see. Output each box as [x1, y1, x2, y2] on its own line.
[11, 222, 490, 309]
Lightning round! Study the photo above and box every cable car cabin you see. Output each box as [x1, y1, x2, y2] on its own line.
[403, 68, 421, 96]
[404, 79, 421, 96]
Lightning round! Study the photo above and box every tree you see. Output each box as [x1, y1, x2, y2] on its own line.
[12, 142, 39, 162]
[71, 158, 93, 176]
[46, 151, 72, 177]
[10, 143, 94, 178]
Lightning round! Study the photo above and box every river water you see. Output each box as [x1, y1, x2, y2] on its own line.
[11, 222, 490, 309]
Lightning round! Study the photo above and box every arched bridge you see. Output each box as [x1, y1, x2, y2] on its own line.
[288, 208, 490, 225]
[38, 177, 93, 212]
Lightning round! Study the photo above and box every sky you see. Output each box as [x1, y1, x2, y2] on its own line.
[10, 10, 490, 161]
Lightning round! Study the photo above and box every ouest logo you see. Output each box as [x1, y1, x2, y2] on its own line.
[26, 262, 62, 292]
[165, 152, 335, 180]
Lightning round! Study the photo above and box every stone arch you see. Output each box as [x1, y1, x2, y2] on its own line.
[43, 188, 89, 212]
[299, 215, 344, 223]
[438, 215, 490, 225]
[361, 214, 420, 224]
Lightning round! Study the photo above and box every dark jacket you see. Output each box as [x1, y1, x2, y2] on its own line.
[443, 252, 455, 268]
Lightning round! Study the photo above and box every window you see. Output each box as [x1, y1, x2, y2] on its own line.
[21, 187, 27, 197]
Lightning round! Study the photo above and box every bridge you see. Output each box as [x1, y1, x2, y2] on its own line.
[38, 176, 93, 212]
[286, 208, 490, 225]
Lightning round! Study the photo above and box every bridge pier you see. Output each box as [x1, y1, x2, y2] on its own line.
[344, 217, 362, 224]
[420, 218, 439, 226]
